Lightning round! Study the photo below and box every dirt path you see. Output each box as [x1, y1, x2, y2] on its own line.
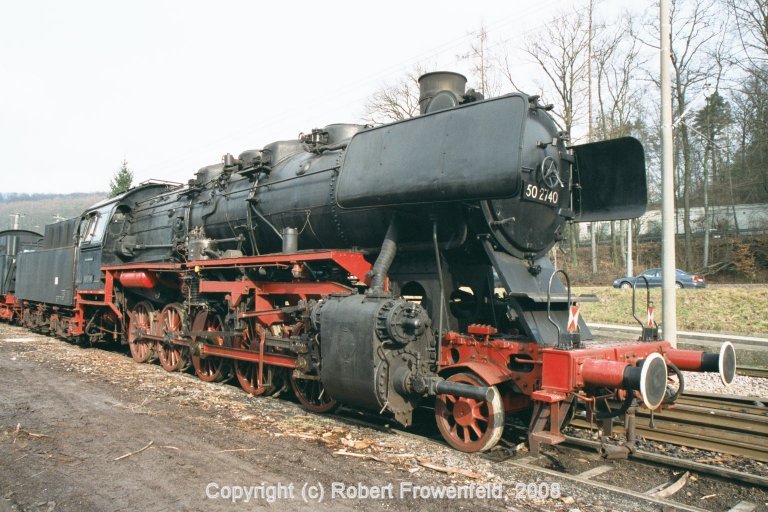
[0, 323, 714, 512]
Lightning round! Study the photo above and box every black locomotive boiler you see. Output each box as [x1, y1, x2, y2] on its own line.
[1, 71, 736, 453]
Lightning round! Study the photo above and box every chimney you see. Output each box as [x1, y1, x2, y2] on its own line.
[417, 72, 467, 115]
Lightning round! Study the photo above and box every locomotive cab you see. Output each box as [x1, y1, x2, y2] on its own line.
[76, 203, 116, 290]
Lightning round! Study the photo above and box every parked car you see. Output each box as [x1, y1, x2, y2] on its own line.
[612, 268, 707, 289]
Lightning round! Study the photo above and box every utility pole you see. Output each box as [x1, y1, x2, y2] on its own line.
[660, 0, 677, 347]
[702, 140, 710, 268]
[588, 0, 597, 275]
[626, 220, 633, 278]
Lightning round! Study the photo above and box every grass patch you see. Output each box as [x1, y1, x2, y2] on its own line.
[574, 286, 768, 337]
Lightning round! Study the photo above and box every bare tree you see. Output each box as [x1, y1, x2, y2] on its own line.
[638, 0, 723, 268]
[731, 76, 768, 205]
[460, 23, 503, 98]
[363, 67, 425, 125]
[523, 9, 591, 139]
[522, 7, 591, 266]
[671, 0, 724, 268]
[725, 0, 768, 208]
[497, 49, 529, 95]
[594, 18, 646, 140]
[590, 13, 649, 269]
[726, 0, 768, 84]
[692, 50, 730, 268]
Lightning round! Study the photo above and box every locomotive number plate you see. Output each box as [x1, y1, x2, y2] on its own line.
[522, 182, 560, 207]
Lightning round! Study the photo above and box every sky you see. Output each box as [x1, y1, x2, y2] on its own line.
[1, 0, 646, 194]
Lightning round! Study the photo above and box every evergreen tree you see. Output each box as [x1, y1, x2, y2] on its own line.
[694, 91, 732, 190]
[109, 159, 133, 197]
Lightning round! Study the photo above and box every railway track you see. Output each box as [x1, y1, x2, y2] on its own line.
[334, 405, 768, 512]
[337, 381, 768, 495]
[736, 365, 768, 379]
[569, 390, 768, 463]
[507, 443, 766, 512]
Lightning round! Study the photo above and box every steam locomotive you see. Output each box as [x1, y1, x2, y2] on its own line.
[0, 72, 736, 453]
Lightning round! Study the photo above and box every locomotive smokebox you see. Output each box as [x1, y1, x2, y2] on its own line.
[418, 71, 467, 114]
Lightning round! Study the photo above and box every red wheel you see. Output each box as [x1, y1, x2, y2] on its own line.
[191, 311, 231, 382]
[128, 302, 156, 363]
[290, 373, 338, 414]
[234, 323, 279, 396]
[157, 303, 190, 372]
[435, 372, 504, 452]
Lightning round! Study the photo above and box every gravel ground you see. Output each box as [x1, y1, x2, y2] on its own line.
[2, 323, 766, 512]
[682, 370, 768, 398]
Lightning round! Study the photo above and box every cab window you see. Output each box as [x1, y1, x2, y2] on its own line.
[79, 206, 112, 246]
[79, 215, 98, 245]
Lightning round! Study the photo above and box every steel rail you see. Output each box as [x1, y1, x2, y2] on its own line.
[564, 436, 768, 489]
[736, 366, 768, 379]
[330, 408, 759, 510]
[569, 392, 768, 462]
